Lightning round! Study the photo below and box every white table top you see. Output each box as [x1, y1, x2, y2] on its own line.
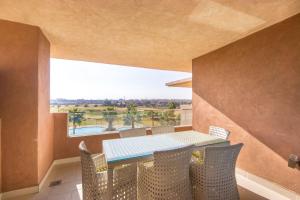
[103, 130, 226, 165]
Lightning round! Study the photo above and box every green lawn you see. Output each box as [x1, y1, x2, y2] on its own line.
[51, 104, 181, 129]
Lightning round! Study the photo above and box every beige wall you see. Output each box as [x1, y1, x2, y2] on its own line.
[192, 14, 300, 193]
[0, 20, 52, 192]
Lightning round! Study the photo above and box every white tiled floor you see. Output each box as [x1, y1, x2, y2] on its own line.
[8, 163, 83, 200]
[6, 162, 267, 200]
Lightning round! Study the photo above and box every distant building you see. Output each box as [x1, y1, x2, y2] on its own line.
[179, 104, 192, 125]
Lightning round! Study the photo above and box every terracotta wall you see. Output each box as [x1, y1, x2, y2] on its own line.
[192, 14, 300, 193]
[53, 113, 119, 159]
[37, 31, 54, 183]
[0, 20, 52, 192]
[0, 119, 2, 193]
[53, 113, 192, 160]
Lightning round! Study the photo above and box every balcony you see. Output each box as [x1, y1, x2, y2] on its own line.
[0, 1, 300, 200]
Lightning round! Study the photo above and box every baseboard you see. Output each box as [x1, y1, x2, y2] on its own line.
[2, 156, 81, 199]
[53, 156, 80, 165]
[236, 168, 300, 200]
[39, 156, 80, 190]
[1, 186, 39, 199]
[38, 161, 55, 191]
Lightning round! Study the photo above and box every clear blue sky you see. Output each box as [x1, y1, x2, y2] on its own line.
[50, 59, 192, 100]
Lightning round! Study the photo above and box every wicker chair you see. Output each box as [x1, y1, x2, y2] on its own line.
[119, 127, 147, 138]
[208, 126, 230, 140]
[190, 143, 243, 200]
[138, 145, 194, 200]
[79, 141, 137, 200]
[151, 126, 175, 135]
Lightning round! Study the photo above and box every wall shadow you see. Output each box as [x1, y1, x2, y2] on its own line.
[193, 92, 300, 193]
[192, 13, 300, 193]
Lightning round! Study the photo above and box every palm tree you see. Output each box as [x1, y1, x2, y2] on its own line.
[57, 104, 61, 112]
[160, 102, 177, 125]
[68, 108, 85, 134]
[102, 107, 118, 131]
[146, 110, 160, 127]
[123, 103, 141, 128]
[167, 101, 177, 109]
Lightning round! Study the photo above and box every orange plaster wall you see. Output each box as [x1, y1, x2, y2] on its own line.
[0, 119, 2, 192]
[0, 20, 39, 191]
[192, 14, 300, 193]
[37, 31, 54, 183]
[53, 113, 119, 159]
[0, 20, 53, 192]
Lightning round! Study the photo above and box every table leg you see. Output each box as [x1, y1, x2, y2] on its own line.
[107, 167, 113, 199]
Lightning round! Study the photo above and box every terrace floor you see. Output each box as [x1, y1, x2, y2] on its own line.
[7, 162, 267, 200]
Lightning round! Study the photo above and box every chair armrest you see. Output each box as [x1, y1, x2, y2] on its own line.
[138, 162, 154, 183]
[93, 154, 107, 172]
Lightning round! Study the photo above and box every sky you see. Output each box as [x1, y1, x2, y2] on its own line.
[50, 58, 192, 100]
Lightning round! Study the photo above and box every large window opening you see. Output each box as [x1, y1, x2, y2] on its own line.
[50, 59, 192, 136]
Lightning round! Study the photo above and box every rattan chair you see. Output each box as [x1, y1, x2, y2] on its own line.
[79, 141, 137, 200]
[151, 126, 175, 135]
[208, 125, 230, 140]
[138, 145, 194, 200]
[119, 127, 147, 138]
[190, 143, 243, 200]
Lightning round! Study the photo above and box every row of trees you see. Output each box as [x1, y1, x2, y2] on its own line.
[68, 102, 179, 134]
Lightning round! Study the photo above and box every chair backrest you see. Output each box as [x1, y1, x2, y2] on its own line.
[209, 125, 230, 140]
[79, 141, 96, 173]
[79, 141, 101, 200]
[191, 144, 243, 200]
[119, 127, 147, 138]
[204, 143, 243, 183]
[151, 126, 175, 135]
[153, 145, 194, 183]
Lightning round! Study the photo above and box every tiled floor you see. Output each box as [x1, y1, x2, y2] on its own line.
[7, 162, 267, 200]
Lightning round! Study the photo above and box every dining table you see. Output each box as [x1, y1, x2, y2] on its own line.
[102, 130, 229, 199]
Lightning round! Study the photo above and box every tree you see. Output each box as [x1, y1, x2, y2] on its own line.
[102, 107, 118, 131]
[161, 102, 177, 125]
[103, 99, 112, 106]
[68, 108, 85, 134]
[57, 104, 61, 112]
[146, 110, 160, 127]
[123, 103, 141, 128]
[167, 101, 177, 109]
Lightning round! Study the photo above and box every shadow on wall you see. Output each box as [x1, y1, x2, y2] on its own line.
[193, 93, 300, 193]
[192, 13, 300, 164]
[192, 13, 300, 193]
